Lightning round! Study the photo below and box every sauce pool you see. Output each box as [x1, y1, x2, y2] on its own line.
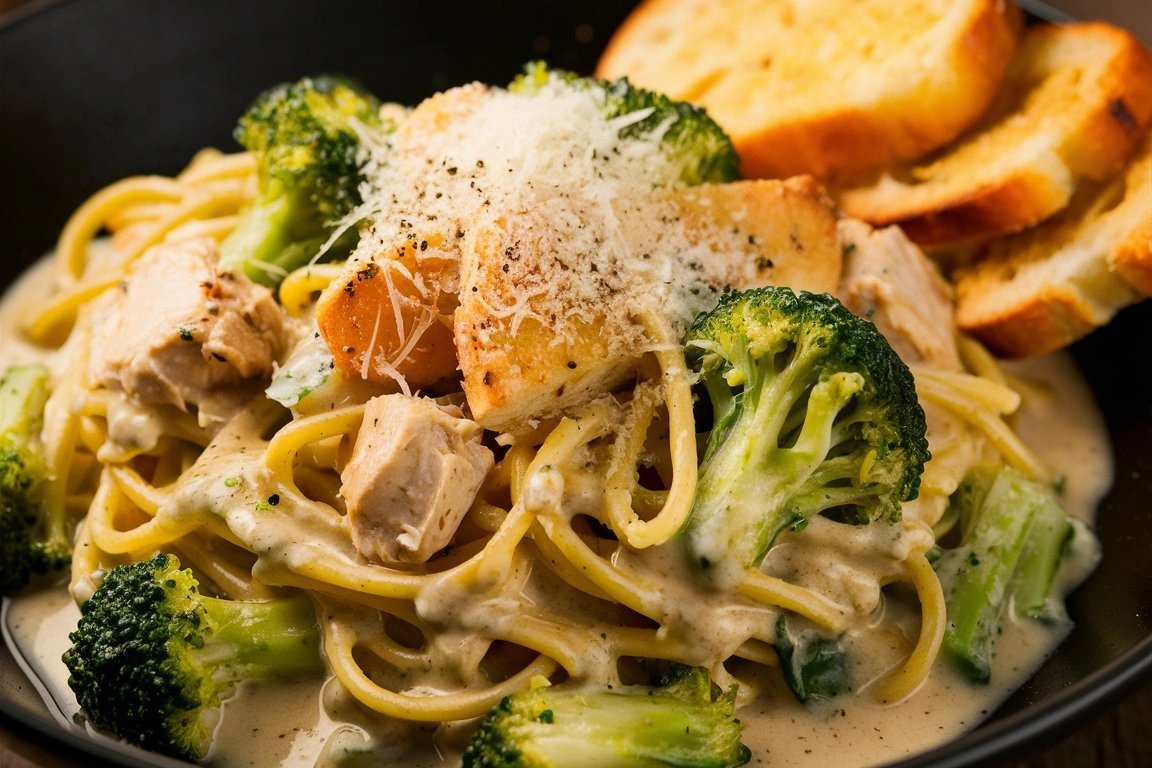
[0, 255, 1113, 767]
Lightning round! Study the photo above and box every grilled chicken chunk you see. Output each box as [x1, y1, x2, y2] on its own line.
[457, 177, 845, 434]
[837, 218, 962, 372]
[88, 238, 288, 427]
[341, 393, 493, 564]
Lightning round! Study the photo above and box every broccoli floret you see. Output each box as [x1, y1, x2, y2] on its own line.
[219, 75, 383, 286]
[934, 464, 1081, 683]
[264, 332, 336, 409]
[774, 615, 850, 703]
[508, 61, 740, 186]
[0, 363, 70, 595]
[62, 553, 323, 761]
[462, 667, 750, 768]
[684, 287, 930, 587]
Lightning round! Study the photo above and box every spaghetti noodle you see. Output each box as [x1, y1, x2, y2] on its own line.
[0, 69, 1101, 768]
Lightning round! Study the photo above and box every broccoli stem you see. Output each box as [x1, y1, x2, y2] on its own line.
[936, 465, 1073, 682]
[28, 505, 71, 574]
[0, 363, 50, 439]
[219, 183, 324, 285]
[689, 364, 862, 587]
[198, 592, 323, 677]
[511, 692, 734, 766]
[463, 668, 750, 768]
[1010, 494, 1073, 621]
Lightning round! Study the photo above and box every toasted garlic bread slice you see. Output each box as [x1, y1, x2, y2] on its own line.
[456, 178, 844, 433]
[954, 134, 1151, 359]
[1109, 141, 1152, 295]
[596, 0, 1019, 179]
[838, 22, 1152, 248]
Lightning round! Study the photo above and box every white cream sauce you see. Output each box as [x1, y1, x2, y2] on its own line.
[0, 255, 1113, 767]
[741, 353, 1111, 766]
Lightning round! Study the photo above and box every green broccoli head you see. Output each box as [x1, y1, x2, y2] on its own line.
[62, 553, 323, 761]
[0, 488, 34, 595]
[0, 363, 70, 596]
[221, 75, 383, 285]
[509, 61, 740, 186]
[684, 286, 930, 587]
[237, 74, 380, 221]
[462, 667, 750, 768]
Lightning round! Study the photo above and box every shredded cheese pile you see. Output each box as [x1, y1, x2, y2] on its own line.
[352, 79, 730, 356]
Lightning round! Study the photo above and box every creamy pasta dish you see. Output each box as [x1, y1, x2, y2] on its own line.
[0, 62, 1113, 768]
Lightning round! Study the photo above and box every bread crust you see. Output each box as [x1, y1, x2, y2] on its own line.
[735, 2, 1020, 179]
[954, 134, 1151, 358]
[1106, 139, 1152, 296]
[597, 0, 1020, 179]
[957, 281, 1116, 360]
[882, 158, 1074, 248]
[838, 22, 1152, 248]
[1111, 215, 1152, 295]
[1045, 23, 1152, 181]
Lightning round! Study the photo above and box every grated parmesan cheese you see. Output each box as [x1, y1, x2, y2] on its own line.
[340, 75, 835, 429]
[356, 79, 731, 346]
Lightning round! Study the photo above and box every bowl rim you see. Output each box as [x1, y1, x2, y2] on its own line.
[885, 634, 1152, 767]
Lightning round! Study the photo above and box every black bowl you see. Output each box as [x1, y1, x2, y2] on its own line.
[1, 1, 1150, 766]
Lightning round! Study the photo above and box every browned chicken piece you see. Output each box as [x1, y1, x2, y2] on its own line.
[315, 239, 459, 389]
[313, 85, 488, 390]
[837, 218, 963, 372]
[457, 178, 845, 434]
[88, 238, 288, 426]
[837, 219, 988, 530]
[341, 394, 494, 564]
